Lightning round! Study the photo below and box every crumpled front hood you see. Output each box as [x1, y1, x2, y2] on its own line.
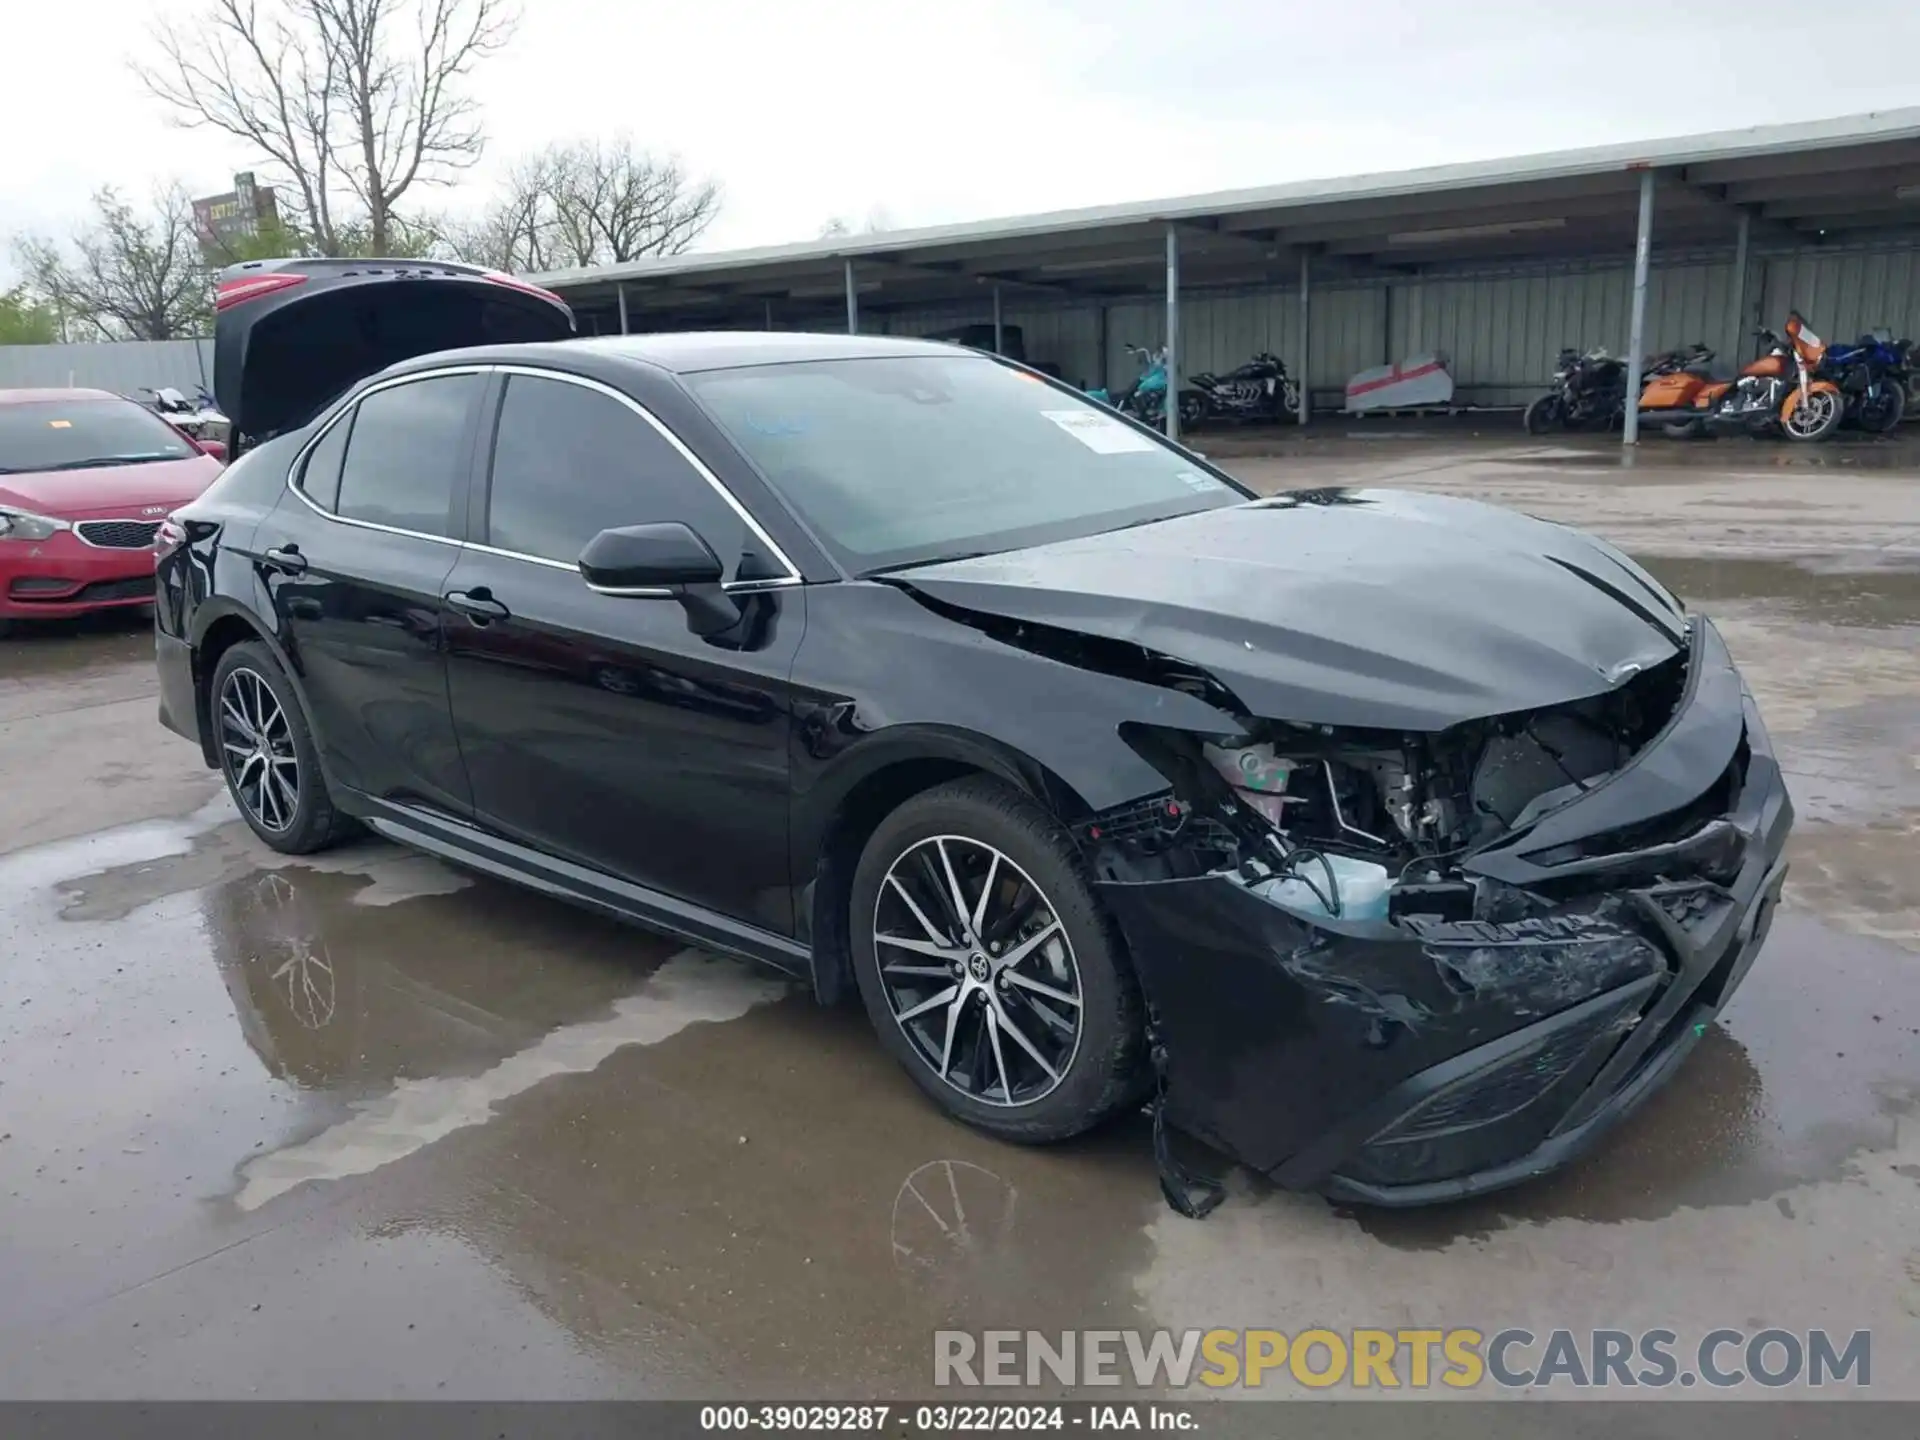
[894, 488, 1687, 730]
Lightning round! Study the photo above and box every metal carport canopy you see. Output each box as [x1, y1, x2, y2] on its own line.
[532, 107, 1920, 322]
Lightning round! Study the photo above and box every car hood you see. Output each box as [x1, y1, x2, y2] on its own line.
[0, 454, 222, 518]
[892, 487, 1688, 731]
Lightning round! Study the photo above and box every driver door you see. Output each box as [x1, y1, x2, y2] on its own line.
[442, 370, 804, 935]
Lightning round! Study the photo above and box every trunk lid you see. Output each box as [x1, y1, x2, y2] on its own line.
[213, 258, 574, 442]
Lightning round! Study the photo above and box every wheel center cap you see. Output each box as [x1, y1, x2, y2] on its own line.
[967, 952, 991, 982]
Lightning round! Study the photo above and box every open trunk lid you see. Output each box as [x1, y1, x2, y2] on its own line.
[213, 257, 574, 444]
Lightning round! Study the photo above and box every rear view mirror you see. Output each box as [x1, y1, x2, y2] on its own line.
[579, 522, 723, 593]
[579, 521, 739, 636]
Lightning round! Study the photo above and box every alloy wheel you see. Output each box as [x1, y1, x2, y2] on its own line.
[1784, 390, 1839, 439]
[872, 835, 1084, 1108]
[218, 667, 300, 833]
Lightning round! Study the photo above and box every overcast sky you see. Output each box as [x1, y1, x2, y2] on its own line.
[6, 0, 1920, 284]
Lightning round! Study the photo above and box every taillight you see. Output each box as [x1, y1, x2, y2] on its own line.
[480, 270, 565, 306]
[155, 517, 188, 556]
[215, 272, 309, 310]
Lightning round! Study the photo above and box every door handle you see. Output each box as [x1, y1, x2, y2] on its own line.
[445, 588, 510, 624]
[262, 544, 308, 575]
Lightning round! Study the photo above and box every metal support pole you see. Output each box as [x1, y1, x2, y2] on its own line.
[1725, 208, 1751, 375]
[1096, 304, 1110, 392]
[1380, 282, 1393, 366]
[616, 283, 630, 335]
[764, 299, 774, 331]
[1297, 251, 1311, 426]
[844, 259, 858, 335]
[1164, 226, 1180, 443]
[992, 286, 1004, 356]
[1621, 170, 1657, 445]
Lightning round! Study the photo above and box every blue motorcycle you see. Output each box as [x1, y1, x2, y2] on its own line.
[1819, 330, 1911, 433]
[1085, 344, 1206, 429]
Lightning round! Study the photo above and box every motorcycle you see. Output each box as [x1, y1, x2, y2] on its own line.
[1091, 344, 1206, 430]
[1185, 351, 1299, 429]
[1523, 346, 1628, 433]
[140, 385, 229, 442]
[1637, 313, 1845, 442]
[1818, 330, 1909, 433]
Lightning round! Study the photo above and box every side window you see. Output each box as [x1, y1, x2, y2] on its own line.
[485, 375, 747, 577]
[296, 412, 352, 512]
[335, 373, 482, 537]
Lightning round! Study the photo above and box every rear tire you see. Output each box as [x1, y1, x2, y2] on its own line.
[209, 640, 355, 855]
[1661, 419, 1707, 439]
[848, 776, 1146, 1143]
[1523, 395, 1565, 434]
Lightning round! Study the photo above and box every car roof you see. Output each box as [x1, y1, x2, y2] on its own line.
[0, 387, 126, 405]
[385, 330, 965, 380]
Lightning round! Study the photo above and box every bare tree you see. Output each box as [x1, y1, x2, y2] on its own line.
[136, 0, 515, 257]
[13, 187, 212, 341]
[819, 206, 896, 240]
[446, 139, 720, 273]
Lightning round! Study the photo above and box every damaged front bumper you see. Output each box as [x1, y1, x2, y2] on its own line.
[1096, 618, 1793, 1206]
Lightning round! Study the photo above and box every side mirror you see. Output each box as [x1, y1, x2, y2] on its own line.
[579, 521, 737, 636]
[196, 438, 228, 461]
[579, 522, 723, 592]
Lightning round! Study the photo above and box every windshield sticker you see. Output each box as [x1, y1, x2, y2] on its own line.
[1040, 409, 1156, 454]
[1174, 470, 1214, 491]
[47, 419, 72, 428]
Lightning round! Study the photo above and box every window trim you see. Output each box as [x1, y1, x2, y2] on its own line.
[482, 364, 802, 590]
[286, 364, 491, 548]
[283, 362, 803, 595]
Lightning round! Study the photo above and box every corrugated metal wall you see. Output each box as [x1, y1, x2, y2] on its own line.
[889, 243, 1920, 410]
[0, 339, 214, 397]
[1760, 248, 1920, 343]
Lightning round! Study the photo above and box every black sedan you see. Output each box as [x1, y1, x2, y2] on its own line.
[155, 258, 1792, 1209]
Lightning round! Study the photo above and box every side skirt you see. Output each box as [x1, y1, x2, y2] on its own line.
[344, 792, 814, 980]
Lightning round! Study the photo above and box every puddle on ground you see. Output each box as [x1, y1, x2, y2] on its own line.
[1642, 556, 1920, 627]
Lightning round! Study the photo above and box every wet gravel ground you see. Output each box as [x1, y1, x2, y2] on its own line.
[1, 427, 1916, 1401]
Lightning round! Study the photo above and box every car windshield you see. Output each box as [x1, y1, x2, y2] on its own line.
[0, 398, 198, 475]
[685, 354, 1247, 573]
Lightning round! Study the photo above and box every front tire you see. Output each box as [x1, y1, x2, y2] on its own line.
[848, 777, 1146, 1143]
[210, 640, 353, 854]
[1781, 387, 1844, 442]
[1523, 394, 1565, 434]
[1857, 382, 1905, 434]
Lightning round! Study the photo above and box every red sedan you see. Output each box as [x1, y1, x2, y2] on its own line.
[0, 388, 225, 633]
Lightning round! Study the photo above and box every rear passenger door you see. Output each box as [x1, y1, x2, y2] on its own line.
[441, 369, 804, 935]
[261, 368, 485, 815]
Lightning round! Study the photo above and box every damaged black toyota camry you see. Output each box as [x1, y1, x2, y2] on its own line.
[157, 259, 1791, 1211]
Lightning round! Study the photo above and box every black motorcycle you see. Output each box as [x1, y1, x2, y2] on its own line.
[1523, 347, 1628, 433]
[1185, 352, 1299, 430]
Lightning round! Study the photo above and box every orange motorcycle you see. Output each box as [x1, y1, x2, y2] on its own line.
[1637, 311, 1845, 442]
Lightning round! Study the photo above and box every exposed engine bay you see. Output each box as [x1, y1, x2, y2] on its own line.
[1077, 637, 1691, 925]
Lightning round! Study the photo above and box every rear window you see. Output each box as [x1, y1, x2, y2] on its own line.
[333, 374, 481, 537]
[0, 399, 197, 475]
[684, 355, 1243, 573]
